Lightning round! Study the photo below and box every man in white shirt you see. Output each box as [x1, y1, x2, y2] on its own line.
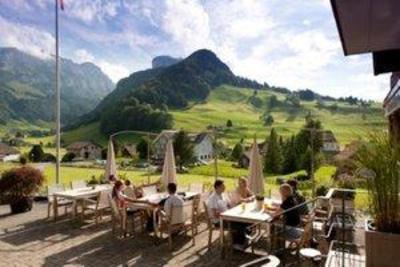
[164, 183, 184, 219]
[207, 179, 251, 250]
[206, 179, 230, 225]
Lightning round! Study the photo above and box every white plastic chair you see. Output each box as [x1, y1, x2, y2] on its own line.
[71, 180, 87, 190]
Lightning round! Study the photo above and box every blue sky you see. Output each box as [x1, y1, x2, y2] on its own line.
[0, 0, 389, 100]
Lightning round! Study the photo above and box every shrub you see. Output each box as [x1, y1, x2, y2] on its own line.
[87, 175, 100, 185]
[28, 145, 45, 162]
[42, 153, 56, 162]
[62, 152, 76, 162]
[316, 185, 329, 197]
[0, 166, 45, 212]
[19, 156, 28, 165]
[294, 173, 309, 181]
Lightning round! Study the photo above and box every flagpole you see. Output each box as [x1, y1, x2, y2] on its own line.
[55, 0, 61, 184]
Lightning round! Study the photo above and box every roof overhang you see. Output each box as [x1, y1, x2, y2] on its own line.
[331, 0, 400, 56]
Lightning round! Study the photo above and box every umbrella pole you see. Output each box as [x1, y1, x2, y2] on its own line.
[147, 133, 150, 184]
[213, 129, 218, 180]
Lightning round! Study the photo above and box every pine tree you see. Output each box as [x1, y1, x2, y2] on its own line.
[226, 119, 233, 127]
[264, 128, 283, 173]
[173, 130, 194, 170]
[282, 136, 298, 173]
[231, 142, 244, 161]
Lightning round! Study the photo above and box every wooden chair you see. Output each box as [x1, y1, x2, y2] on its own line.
[157, 201, 196, 250]
[47, 184, 73, 218]
[83, 190, 110, 225]
[189, 183, 204, 193]
[203, 201, 219, 250]
[274, 213, 316, 257]
[71, 180, 87, 190]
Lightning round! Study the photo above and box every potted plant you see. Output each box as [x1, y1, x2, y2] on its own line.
[356, 133, 400, 267]
[0, 166, 45, 214]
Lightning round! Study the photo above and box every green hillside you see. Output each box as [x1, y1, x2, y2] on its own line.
[60, 85, 386, 147]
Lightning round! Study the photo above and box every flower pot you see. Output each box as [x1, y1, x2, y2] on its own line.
[365, 219, 400, 267]
[10, 197, 33, 214]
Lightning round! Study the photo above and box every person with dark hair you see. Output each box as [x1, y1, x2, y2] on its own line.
[164, 183, 184, 217]
[207, 179, 229, 224]
[206, 179, 250, 250]
[287, 179, 308, 215]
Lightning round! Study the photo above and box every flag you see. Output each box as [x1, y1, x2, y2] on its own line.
[60, 0, 64, 10]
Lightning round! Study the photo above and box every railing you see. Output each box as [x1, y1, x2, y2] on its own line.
[242, 188, 368, 267]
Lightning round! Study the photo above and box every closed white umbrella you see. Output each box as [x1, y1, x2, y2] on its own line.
[248, 138, 264, 195]
[161, 139, 177, 188]
[105, 138, 117, 181]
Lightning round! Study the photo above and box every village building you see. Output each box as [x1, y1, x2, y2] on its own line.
[0, 143, 20, 162]
[321, 130, 340, 154]
[153, 130, 214, 164]
[66, 141, 102, 160]
[190, 132, 214, 162]
[122, 144, 137, 157]
[238, 142, 267, 168]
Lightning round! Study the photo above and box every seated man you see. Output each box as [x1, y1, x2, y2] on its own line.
[287, 179, 309, 215]
[269, 183, 302, 241]
[207, 179, 250, 250]
[164, 183, 184, 219]
[206, 179, 229, 225]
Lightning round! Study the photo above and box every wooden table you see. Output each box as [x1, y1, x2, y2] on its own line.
[53, 184, 112, 221]
[219, 199, 280, 257]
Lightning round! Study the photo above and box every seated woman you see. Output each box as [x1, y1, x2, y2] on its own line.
[112, 180, 149, 209]
[236, 177, 254, 203]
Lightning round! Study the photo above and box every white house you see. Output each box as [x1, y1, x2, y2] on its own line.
[153, 130, 214, 164]
[0, 143, 20, 162]
[321, 130, 340, 153]
[191, 132, 214, 162]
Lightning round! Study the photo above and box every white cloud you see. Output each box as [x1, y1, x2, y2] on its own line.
[162, 0, 214, 54]
[73, 49, 94, 63]
[98, 60, 130, 83]
[65, 0, 119, 23]
[0, 15, 54, 59]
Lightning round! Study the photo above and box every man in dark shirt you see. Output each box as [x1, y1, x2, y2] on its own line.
[269, 183, 302, 243]
[287, 179, 309, 215]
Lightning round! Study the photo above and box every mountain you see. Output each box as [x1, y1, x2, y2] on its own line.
[152, 55, 181, 68]
[0, 47, 114, 125]
[70, 49, 264, 135]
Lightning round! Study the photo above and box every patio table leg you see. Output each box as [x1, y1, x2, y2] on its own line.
[220, 217, 225, 258]
[72, 200, 78, 218]
[53, 195, 58, 221]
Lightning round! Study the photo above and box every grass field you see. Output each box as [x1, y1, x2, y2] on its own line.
[2, 85, 385, 149]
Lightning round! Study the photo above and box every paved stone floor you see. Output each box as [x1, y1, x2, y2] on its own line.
[0, 202, 264, 267]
